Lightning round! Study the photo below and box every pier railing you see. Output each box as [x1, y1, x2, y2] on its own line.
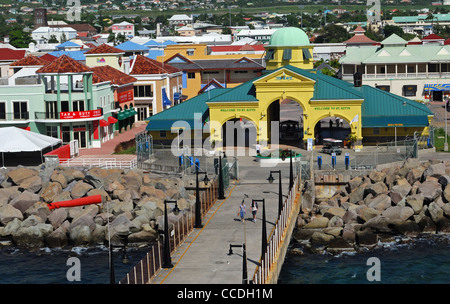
[119, 177, 218, 284]
[252, 174, 302, 284]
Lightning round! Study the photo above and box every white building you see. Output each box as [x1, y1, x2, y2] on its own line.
[168, 14, 193, 27]
[32, 27, 77, 44]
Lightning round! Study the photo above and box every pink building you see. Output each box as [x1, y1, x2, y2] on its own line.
[111, 21, 135, 38]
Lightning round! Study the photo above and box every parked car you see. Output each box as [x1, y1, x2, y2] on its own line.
[320, 138, 342, 155]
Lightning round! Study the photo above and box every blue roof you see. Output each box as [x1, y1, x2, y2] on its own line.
[147, 49, 164, 60]
[48, 50, 87, 61]
[163, 40, 177, 45]
[56, 41, 81, 49]
[144, 40, 164, 46]
[115, 40, 149, 52]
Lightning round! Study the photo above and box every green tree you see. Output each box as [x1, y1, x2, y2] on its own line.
[9, 29, 34, 48]
[315, 24, 350, 43]
[48, 35, 58, 43]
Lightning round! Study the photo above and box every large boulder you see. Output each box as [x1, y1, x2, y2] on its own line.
[368, 171, 386, 184]
[7, 168, 39, 185]
[41, 182, 63, 203]
[9, 190, 39, 213]
[405, 194, 424, 214]
[18, 175, 43, 193]
[48, 208, 68, 229]
[417, 180, 442, 203]
[69, 225, 92, 246]
[70, 181, 94, 199]
[363, 215, 392, 233]
[427, 202, 444, 223]
[0, 204, 23, 225]
[367, 194, 392, 212]
[356, 205, 380, 223]
[382, 206, 414, 225]
[356, 229, 378, 247]
[303, 216, 329, 228]
[389, 182, 412, 205]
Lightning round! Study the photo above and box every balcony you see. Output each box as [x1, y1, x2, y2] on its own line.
[0, 112, 30, 123]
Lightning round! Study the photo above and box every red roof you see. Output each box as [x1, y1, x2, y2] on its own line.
[131, 55, 180, 75]
[422, 34, 444, 41]
[10, 55, 49, 67]
[352, 26, 366, 33]
[0, 48, 26, 61]
[344, 34, 378, 45]
[36, 55, 92, 74]
[445, 38, 450, 45]
[39, 53, 58, 62]
[84, 43, 124, 55]
[90, 65, 137, 86]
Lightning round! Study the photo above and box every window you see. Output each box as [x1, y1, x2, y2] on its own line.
[134, 85, 153, 98]
[62, 126, 70, 143]
[61, 100, 69, 113]
[187, 49, 195, 56]
[373, 128, 380, 135]
[160, 130, 167, 138]
[376, 85, 390, 92]
[73, 100, 85, 112]
[283, 49, 292, 60]
[46, 101, 58, 119]
[13, 101, 27, 120]
[402, 85, 417, 97]
[0, 102, 5, 120]
[46, 126, 58, 138]
[234, 71, 248, 74]
[302, 49, 312, 59]
[187, 72, 195, 79]
[265, 49, 275, 60]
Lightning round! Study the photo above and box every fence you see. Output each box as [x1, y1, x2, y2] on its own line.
[119, 176, 219, 284]
[252, 174, 301, 284]
[60, 157, 137, 169]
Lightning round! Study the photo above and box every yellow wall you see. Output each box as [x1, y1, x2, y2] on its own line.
[85, 54, 124, 72]
[265, 46, 314, 71]
[207, 67, 364, 149]
[157, 44, 264, 61]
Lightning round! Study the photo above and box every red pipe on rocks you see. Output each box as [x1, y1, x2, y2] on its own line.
[48, 195, 102, 210]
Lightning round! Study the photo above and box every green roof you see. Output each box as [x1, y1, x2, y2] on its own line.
[381, 34, 406, 46]
[145, 88, 230, 131]
[268, 27, 310, 47]
[358, 86, 433, 127]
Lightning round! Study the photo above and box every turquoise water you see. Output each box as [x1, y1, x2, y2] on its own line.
[278, 235, 450, 284]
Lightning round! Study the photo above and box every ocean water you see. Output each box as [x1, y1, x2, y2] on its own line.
[0, 245, 150, 284]
[278, 235, 450, 284]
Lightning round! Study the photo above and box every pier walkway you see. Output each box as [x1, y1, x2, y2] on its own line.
[150, 153, 297, 284]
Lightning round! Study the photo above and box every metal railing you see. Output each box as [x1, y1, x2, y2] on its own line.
[0, 112, 29, 120]
[60, 157, 137, 169]
[252, 174, 301, 284]
[119, 176, 219, 284]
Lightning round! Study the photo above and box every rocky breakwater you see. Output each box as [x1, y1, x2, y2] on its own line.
[0, 166, 195, 249]
[294, 158, 450, 254]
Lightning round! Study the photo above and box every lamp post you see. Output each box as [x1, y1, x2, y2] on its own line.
[446, 97, 448, 152]
[227, 243, 248, 284]
[289, 150, 294, 191]
[252, 199, 267, 261]
[162, 199, 180, 268]
[267, 170, 283, 216]
[218, 151, 226, 199]
[194, 159, 210, 228]
[109, 233, 129, 284]
[298, 5, 304, 29]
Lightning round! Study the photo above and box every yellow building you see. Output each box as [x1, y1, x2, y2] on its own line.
[156, 44, 265, 100]
[147, 27, 434, 150]
[84, 43, 125, 72]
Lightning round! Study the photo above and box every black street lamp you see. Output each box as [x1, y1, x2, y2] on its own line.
[227, 243, 248, 284]
[109, 233, 129, 284]
[194, 160, 210, 228]
[218, 151, 226, 199]
[162, 199, 180, 269]
[252, 199, 267, 262]
[267, 170, 283, 215]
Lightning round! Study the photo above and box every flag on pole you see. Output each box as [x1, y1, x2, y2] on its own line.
[350, 114, 359, 125]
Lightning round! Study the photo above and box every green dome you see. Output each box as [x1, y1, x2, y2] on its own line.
[269, 27, 310, 47]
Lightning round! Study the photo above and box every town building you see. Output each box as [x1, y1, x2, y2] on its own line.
[32, 26, 77, 44]
[339, 33, 450, 102]
[111, 21, 135, 39]
[146, 27, 433, 149]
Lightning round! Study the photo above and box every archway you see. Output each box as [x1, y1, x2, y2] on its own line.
[221, 117, 257, 154]
[266, 98, 305, 148]
[314, 115, 352, 147]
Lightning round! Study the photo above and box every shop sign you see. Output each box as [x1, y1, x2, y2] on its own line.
[219, 108, 256, 113]
[118, 90, 133, 103]
[60, 109, 102, 120]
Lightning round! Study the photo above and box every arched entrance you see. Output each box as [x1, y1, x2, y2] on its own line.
[314, 115, 351, 146]
[221, 118, 257, 151]
[267, 98, 304, 148]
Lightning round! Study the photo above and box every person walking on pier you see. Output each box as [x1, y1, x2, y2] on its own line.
[251, 200, 258, 222]
[238, 200, 246, 222]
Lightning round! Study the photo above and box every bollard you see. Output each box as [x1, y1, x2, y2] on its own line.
[331, 153, 336, 169]
[345, 153, 349, 170]
[195, 157, 200, 169]
[317, 156, 322, 170]
[189, 156, 194, 166]
[179, 155, 183, 167]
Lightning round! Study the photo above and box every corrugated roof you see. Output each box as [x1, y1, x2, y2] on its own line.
[146, 88, 230, 131]
[131, 54, 181, 75]
[115, 40, 149, 51]
[381, 33, 407, 45]
[10, 55, 49, 67]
